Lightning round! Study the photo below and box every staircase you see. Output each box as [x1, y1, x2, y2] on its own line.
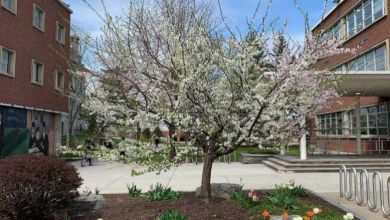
[263, 155, 390, 173]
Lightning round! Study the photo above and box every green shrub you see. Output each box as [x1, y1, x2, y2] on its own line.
[127, 183, 142, 197]
[291, 184, 309, 197]
[145, 183, 181, 201]
[157, 209, 188, 220]
[266, 186, 297, 210]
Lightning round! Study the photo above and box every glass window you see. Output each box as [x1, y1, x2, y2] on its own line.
[337, 112, 343, 134]
[332, 22, 341, 40]
[33, 5, 45, 31]
[355, 5, 364, 32]
[368, 114, 377, 127]
[373, 0, 384, 20]
[1, 49, 10, 73]
[326, 115, 331, 134]
[375, 46, 386, 71]
[1, 0, 16, 13]
[56, 72, 64, 90]
[348, 60, 357, 72]
[379, 128, 388, 135]
[368, 106, 378, 113]
[347, 12, 355, 37]
[378, 113, 387, 126]
[344, 45, 387, 73]
[364, 0, 373, 26]
[379, 104, 387, 112]
[32, 60, 43, 85]
[365, 51, 375, 71]
[357, 56, 366, 71]
[0, 48, 15, 75]
[3, 0, 11, 10]
[56, 23, 65, 44]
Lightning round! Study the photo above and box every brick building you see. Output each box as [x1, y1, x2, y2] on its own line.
[0, 0, 72, 157]
[309, 0, 390, 155]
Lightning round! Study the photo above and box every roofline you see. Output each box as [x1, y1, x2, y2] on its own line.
[311, 0, 345, 32]
[56, 0, 73, 14]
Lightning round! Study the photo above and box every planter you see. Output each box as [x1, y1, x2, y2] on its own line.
[240, 153, 274, 164]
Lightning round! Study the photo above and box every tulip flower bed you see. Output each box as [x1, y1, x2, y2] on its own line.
[232, 181, 358, 220]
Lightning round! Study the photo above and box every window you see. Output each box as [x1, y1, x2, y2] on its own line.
[350, 104, 389, 136]
[348, 59, 357, 72]
[347, 12, 355, 37]
[365, 51, 375, 71]
[56, 22, 66, 44]
[1, 0, 16, 13]
[346, 44, 387, 72]
[375, 46, 386, 71]
[31, 60, 44, 85]
[364, 0, 373, 26]
[346, 0, 384, 38]
[355, 5, 364, 33]
[55, 71, 64, 91]
[0, 47, 16, 76]
[374, 0, 384, 20]
[318, 112, 344, 135]
[33, 4, 45, 31]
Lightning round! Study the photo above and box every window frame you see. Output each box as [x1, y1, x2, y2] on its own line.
[334, 42, 388, 73]
[1, 0, 17, 14]
[31, 59, 44, 86]
[0, 46, 16, 77]
[326, 0, 386, 43]
[56, 21, 66, 45]
[54, 70, 65, 92]
[33, 4, 45, 32]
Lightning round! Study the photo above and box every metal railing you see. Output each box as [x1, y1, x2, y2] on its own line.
[340, 165, 390, 218]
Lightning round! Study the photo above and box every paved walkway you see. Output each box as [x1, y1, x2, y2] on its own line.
[75, 161, 390, 220]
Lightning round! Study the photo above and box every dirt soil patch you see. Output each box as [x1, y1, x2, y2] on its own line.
[70, 193, 261, 220]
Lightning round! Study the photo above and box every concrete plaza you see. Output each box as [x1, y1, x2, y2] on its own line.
[75, 161, 390, 220]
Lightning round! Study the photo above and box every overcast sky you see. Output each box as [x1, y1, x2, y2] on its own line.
[63, 0, 336, 42]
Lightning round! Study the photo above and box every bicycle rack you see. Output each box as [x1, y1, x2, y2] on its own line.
[340, 165, 390, 218]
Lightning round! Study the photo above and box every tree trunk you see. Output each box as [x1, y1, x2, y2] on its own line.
[168, 126, 177, 160]
[200, 154, 214, 203]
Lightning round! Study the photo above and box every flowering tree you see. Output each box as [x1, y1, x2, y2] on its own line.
[86, 0, 349, 201]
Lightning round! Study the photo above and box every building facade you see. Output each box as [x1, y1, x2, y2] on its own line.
[310, 0, 390, 154]
[0, 0, 72, 157]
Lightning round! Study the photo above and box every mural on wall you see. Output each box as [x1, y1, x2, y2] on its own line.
[27, 111, 52, 156]
[0, 107, 28, 158]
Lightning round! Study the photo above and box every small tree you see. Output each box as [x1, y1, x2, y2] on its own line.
[86, 0, 349, 201]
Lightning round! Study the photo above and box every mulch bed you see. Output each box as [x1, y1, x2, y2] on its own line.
[70, 193, 261, 220]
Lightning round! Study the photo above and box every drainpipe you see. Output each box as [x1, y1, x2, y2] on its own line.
[355, 92, 362, 154]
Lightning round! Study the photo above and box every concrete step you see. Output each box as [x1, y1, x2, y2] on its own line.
[263, 156, 390, 173]
[267, 157, 390, 168]
[273, 155, 390, 164]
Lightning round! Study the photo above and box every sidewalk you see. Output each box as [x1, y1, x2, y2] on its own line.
[76, 161, 390, 220]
